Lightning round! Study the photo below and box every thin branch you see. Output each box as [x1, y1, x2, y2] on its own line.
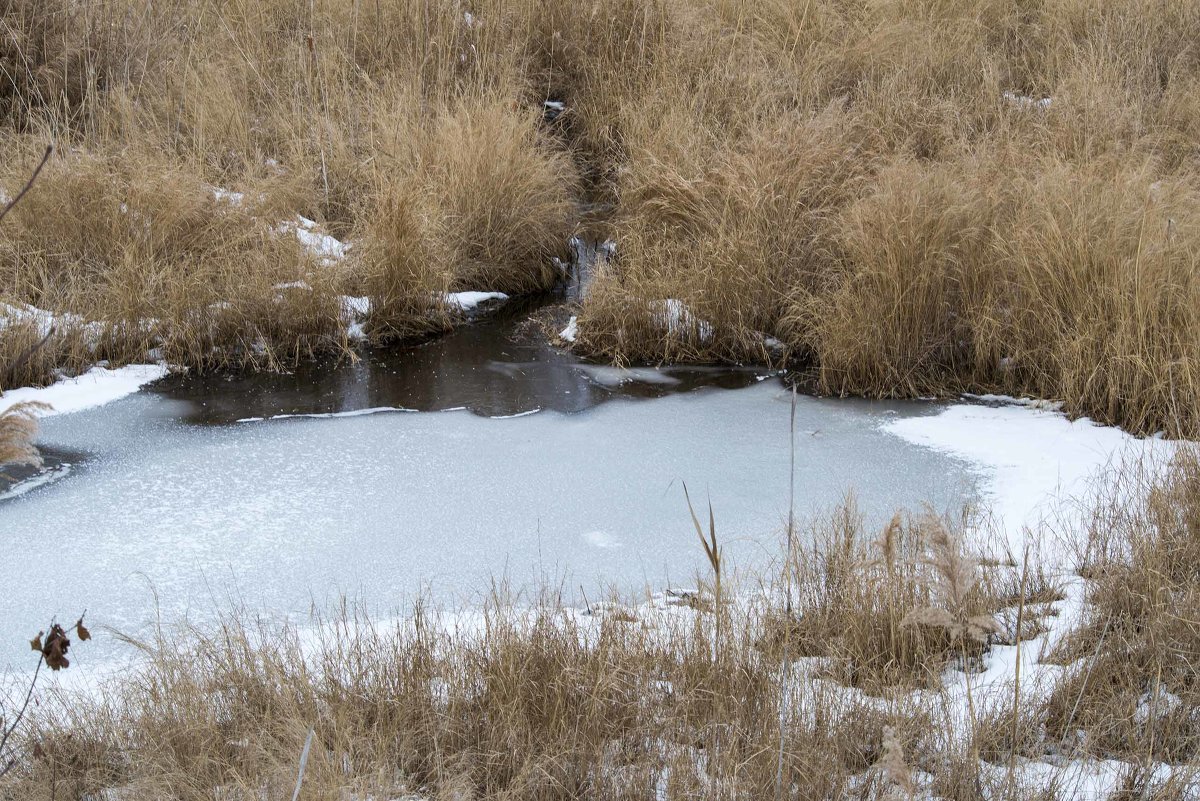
[0, 145, 52, 227]
[4, 325, 55, 386]
[0, 655, 43, 778]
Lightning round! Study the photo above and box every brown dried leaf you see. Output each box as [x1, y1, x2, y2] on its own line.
[30, 631, 42, 652]
[42, 624, 70, 670]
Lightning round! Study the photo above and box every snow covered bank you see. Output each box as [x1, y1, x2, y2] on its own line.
[0, 363, 168, 417]
[882, 399, 1177, 554]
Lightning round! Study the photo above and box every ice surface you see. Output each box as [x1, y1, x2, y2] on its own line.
[0, 381, 977, 666]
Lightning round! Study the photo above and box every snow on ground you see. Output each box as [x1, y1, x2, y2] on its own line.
[0, 363, 168, 417]
[882, 400, 1177, 556]
[280, 215, 348, 265]
[1003, 90, 1053, 111]
[0, 301, 103, 341]
[340, 295, 371, 339]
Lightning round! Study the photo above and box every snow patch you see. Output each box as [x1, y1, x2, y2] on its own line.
[278, 216, 348, 266]
[443, 291, 509, 311]
[882, 402, 1176, 551]
[1003, 90, 1053, 111]
[559, 315, 578, 343]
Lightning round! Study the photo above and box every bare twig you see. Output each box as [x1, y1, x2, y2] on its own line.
[3, 326, 55, 387]
[0, 614, 88, 779]
[0, 145, 52, 227]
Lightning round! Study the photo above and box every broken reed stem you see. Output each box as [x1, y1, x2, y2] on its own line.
[0, 144, 51, 227]
[787, 382, 796, 616]
[291, 726, 315, 801]
[1007, 544, 1030, 784]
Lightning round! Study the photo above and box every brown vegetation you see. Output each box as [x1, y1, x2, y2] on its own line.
[0, 0, 1196, 435]
[1042, 449, 1200, 766]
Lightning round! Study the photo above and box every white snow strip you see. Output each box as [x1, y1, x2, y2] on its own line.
[0, 302, 97, 340]
[559, 315, 578, 342]
[489, 408, 541, 419]
[236, 406, 417, 423]
[443, 291, 509, 311]
[0, 364, 168, 417]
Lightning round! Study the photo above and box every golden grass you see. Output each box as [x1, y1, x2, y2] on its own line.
[1, 0, 1199, 436]
[0, 400, 50, 467]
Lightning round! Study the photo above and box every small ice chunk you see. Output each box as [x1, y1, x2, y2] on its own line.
[1003, 91, 1052, 111]
[652, 299, 714, 342]
[575, 364, 681, 387]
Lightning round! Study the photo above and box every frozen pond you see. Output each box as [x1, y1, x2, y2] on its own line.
[0, 386, 978, 666]
[0, 307, 983, 667]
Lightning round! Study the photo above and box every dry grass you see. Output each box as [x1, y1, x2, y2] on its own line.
[1041, 448, 1200, 765]
[0, 589, 1011, 800]
[766, 502, 1029, 693]
[0, 400, 50, 466]
[0, 0, 1198, 434]
[19, 450, 1200, 798]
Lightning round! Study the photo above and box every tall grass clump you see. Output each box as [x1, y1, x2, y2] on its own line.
[0, 401, 50, 466]
[0, 145, 347, 383]
[774, 503, 1005, 692]
[356, 96, 579, 339]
